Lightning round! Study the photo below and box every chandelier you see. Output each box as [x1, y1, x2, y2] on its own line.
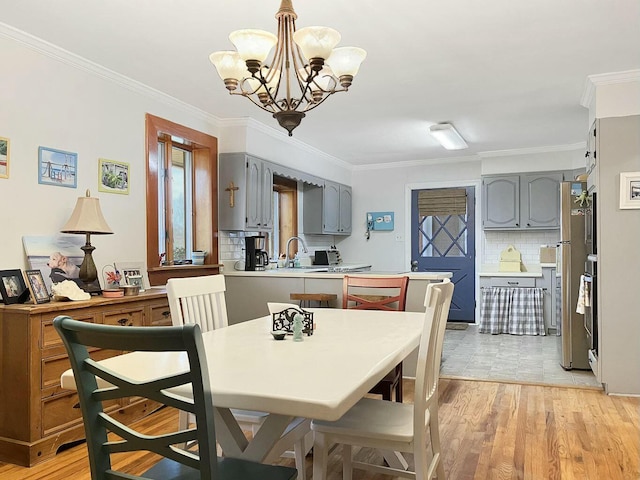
[209, 0, 367, 136]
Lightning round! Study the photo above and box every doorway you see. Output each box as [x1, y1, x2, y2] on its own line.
[410, 186, 476, 322]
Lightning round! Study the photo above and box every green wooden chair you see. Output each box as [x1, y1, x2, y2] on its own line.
[54, 316, 297, 480]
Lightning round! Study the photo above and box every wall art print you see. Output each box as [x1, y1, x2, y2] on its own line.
[619, 171, 640, 209]
[0, 137, 9, 179]
[38, 146, 77, 188]
[99, 158, 130, 195]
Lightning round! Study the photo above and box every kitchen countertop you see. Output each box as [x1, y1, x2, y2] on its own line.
[479, 271, 543, 278]
[221, 267, 452, 281]
[479, 263, 556, 278]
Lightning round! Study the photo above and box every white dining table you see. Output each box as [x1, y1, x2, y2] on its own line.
[60, 308, 425, 465]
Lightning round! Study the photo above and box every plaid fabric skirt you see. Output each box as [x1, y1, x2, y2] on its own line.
[479, 287, 545, 335]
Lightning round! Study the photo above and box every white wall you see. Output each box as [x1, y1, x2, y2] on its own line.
[337, 150, 581, 272]
[0, 35, 219, 272]
[0, 33, 345, 277]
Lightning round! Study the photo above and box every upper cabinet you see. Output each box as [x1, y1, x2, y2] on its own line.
[482, 175, 520, 229]
[482, 172, 563, 230]
[219, 153, 273, 231]
[303, 181, 352, 235]
[246, 156, 274, 230]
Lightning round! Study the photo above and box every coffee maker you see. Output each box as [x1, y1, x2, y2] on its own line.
[245, 236, 269, 271]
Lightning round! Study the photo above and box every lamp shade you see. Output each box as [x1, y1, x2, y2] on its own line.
[325, 47, 367, 77]
[60, 190, 113, 234]
[229, 29, 277, 62]
[293, 26, 341, 60]
[209, 50, 247, 81]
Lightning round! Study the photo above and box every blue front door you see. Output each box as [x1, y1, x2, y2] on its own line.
[411, 186, 476, 322]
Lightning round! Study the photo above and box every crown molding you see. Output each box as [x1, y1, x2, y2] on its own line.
[0, 22, 222, 125]
[580, 69, 640, 108]
[354, 142, 586, 170]
[353, 154, 481, 171]
[478, 142, 586, 158]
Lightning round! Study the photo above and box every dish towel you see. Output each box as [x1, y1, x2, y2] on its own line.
[576, 274, 587, 314]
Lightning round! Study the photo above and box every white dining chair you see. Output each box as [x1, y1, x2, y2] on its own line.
[167, 275, 311, 479]
[310, 279, 454, 480]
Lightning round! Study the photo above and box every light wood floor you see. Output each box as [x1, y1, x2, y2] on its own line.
[1, 378, 638, 480]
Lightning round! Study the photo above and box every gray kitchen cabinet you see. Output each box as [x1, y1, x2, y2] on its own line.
[246, 156, 274, 230]
[482, 172, 563, 230]
[479, 273, 555, 334]
[521, 172, 562, 228]
[481, 175, 520, 228]
[303, 181, 352, 235]
[219, 153, 273, 231]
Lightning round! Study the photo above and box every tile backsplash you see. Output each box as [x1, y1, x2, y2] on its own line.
[218, 231, 334, 262]
[482, 230, 559, 267]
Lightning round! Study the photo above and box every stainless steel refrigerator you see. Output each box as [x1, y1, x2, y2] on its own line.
[556, 181, 591, 370]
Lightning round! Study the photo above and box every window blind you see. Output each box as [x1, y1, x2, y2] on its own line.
[418, 188, 467, 216]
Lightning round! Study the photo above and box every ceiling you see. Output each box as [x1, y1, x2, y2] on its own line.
[2, 0, 639, 166]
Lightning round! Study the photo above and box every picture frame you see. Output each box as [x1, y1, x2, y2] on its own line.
[619, 171, 640, 209]
[38, 146, 77, 188]
[25, 269, 51, 304]
[114, 261, 150, 291]
[0, 269, 30, 304]
[0, 136, 9, 179]
[98, 158, 130, 195]
[23, 235, 85, 293]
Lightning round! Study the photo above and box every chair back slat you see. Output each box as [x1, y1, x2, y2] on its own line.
[413, 279, 454, 429]
[53, 317, 217, 480]
[342, 275, 409, 311]
[167, 275, 229, 332]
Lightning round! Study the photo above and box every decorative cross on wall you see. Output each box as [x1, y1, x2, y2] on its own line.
[225, 181, 240, 208]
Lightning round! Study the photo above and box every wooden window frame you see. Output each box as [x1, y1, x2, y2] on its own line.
[145, 114, 219, 285]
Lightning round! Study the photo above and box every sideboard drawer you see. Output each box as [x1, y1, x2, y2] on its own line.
[149, 303, 172, 326]
[42, 349, 116, 392]
[103, 308, 144, 327]
[41, 312, 96, 355]
[42, 391, 119, 437]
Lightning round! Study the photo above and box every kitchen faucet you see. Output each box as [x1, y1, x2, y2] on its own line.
[285, 236, 308, 267]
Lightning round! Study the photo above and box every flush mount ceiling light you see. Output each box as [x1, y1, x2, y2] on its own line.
[429, 123, 468, 150]
[209, 0, 366, 136]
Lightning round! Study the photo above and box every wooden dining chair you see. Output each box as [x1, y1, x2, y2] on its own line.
[53, 316, 298, 480]
[311, 279, 454, 480]
[343, 275, 409, 402]
[167, 275, 310, 480]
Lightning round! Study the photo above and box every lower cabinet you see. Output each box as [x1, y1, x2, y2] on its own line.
[224, 276, 305, 324]
[479, 269, 556, 334]
[0, 290, 171, 466]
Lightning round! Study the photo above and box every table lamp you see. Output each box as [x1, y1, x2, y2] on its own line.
[60, 189, 113, 294]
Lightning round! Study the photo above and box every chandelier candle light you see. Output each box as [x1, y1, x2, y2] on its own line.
[209, 0, 366, 136]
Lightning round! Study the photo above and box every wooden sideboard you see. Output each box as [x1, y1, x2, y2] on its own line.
[0, 289, 171, 466]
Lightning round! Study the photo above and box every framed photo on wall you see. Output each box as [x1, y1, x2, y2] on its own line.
[0, 269, 30, 304]
[619, 171, 640, 209]
[0, 136, 9, 179]
[25, 269, 51, 304]
[38, 146, 77, 188]
[99, 158, 130, 195]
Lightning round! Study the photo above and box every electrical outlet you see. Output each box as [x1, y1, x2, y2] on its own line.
[395, 234, 403, 242]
